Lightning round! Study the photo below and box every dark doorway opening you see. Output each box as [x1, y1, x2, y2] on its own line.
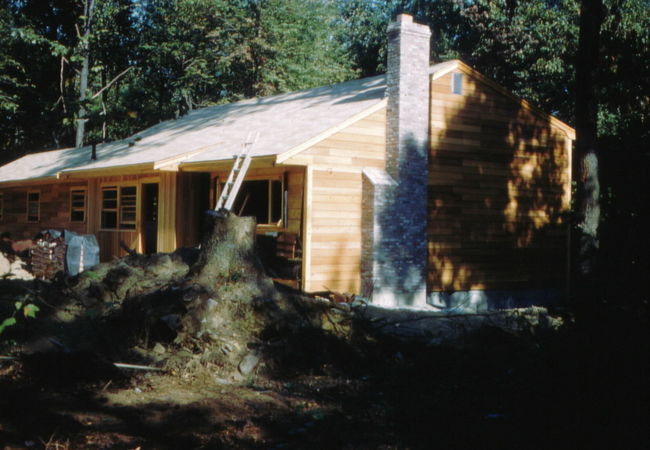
[142, 183, 158, 254]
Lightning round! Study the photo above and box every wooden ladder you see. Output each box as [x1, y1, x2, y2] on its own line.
[215, 133, 257, 211]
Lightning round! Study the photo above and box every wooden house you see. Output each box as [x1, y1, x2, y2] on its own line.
[0, 15, 574, 309]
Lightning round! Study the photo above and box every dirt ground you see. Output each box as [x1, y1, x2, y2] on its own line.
[0, 226, 646, 450]
[1, 310, 647, 450]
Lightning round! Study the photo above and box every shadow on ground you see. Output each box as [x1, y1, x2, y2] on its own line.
[1, 307, 647, 449]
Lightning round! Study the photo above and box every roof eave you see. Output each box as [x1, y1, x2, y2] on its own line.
[178, 155, 278, 172]
[0, 176, 60, 188]
[57, 162, 156, 179]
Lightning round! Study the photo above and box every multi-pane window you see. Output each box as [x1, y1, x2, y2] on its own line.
[101, 186, 137, 230]
[225, 179, 283, 226]
[119, 186, 137, 229]
[27, 191, 40, 222]
[70, 189, 86, 222]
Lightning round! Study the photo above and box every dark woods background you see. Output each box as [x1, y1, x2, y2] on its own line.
[0, 0, 647, 311]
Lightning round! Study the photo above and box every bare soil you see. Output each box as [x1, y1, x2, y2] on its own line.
[1, 311, 647, 450]
[0, 213, 646, 449]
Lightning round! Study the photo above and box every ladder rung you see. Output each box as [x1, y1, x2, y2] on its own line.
[215, 132, 258, 211]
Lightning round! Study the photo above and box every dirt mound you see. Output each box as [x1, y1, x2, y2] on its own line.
[1, 212, 354, 385]
[1, 211, 564, 389]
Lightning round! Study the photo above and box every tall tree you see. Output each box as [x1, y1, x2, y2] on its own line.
[0, 0, 75, 158]
[75, 0, 95, 147]
[134, 0, 355, 123]
[82, 0, 136, 142]
[572, 0, 604, 310]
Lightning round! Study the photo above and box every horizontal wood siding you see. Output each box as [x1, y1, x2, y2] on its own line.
[308, 170, 361, 292]
[300, 109, 386, 292]
[0, 182, 88, 239]
[428, 70, 571, 292]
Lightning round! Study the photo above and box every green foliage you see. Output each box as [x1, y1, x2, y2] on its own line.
[0, 317, 17, 335]
[596, 0, 650, 142]
[0, 297, 40, 335]
[23, 303, 40, 319]
[338, 0, 648, 145]
[84, 270, 101, 280]
[338, 0, 579, 121]
[72, 0, 356, 143]
[0, 0, 647, 185]
[458, 0, 579, 122]
[337, 0, 400, 76]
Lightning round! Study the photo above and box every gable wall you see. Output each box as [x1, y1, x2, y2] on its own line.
[297, 108, 386, 292]
[428, 70, 571, 292]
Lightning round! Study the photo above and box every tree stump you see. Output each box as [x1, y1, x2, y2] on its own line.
[190, 211, 275, 299]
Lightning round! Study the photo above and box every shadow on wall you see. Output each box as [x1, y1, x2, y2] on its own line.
[372, 133, 428, 306]
[426, 76, 570, 299]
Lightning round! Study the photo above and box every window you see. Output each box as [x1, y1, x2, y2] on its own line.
[70, 189, 86, 222]
[101, 186, 137, 230]
[451, 72, 463, 95]
[120, 186, 137, 229]
[225, 179, 283, 226]
[27, 191, 40, 222]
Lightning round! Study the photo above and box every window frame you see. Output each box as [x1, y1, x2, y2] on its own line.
[100, 184, 138, 231]
[216, 175, 285, 229]
[26, 190, 40, 223]
[70, 188, 87, 223]
[451, 72, 463, 95]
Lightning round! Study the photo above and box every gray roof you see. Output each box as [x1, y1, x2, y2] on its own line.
[0, 61, 459, 183]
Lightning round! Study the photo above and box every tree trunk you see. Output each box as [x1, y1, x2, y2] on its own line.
[573, 0, 604, 313]
[75, 0, 95, 148]
[191, 211, 273, 296]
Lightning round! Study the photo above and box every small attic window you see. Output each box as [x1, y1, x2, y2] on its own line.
[451, 72, 463, 95]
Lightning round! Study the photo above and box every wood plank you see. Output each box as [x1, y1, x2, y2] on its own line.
[301, 165, 313, 292]
[158, 172, 177, 252]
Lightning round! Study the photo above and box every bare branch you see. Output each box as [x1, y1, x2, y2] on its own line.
[59, 56, 67, 113]
[91, 67, 132, 100]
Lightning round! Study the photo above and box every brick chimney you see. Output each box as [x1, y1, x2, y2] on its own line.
[362, 14, 430, 307]
[386, 14, 431, 181]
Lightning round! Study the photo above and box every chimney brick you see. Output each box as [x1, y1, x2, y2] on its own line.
[363, 14, 430, 307]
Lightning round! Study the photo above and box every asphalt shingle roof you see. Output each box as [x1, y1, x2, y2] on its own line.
[0, 73, 389, 182]
[0, 61, 466, 183]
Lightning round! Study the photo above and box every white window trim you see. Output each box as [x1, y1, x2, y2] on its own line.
[70, 188, 87, 223]
[215, 174, 285, 229]
[26, 190, 40, 223]
[100, 184, 138, 231]
[451, 72, 463, 95]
